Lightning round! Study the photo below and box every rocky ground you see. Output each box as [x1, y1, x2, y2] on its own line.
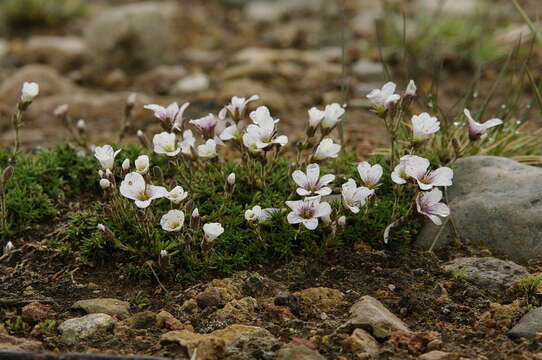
[2, 0, 542, 359]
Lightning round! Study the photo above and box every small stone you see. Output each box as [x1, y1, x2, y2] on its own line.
[127, 311, 156, 329]
[215, 297, 258, 322]
[342, 328, 380, 355]
[59, 313, 116, 345]
[294, 287, 345, 311]
[21, 36, 86, 72]
[180, 298, 199, 314]
[21, 302, 51, 323]
[156, 310, 191, 331]
[342, 295, 410, 339]
[171, 73, 209, 94]
[276, 342, 326, 360]
[72, 298, 131, 318]
[419, 350, 459, 360]
[508, 307, 542, 339]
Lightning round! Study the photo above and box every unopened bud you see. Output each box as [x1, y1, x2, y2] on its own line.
[338, 216, 346, 227]
[99, 178, 111, 189]
[76, 119, 86, 131]
[159, 249, 170, 269]
[405, 80, 417, 98]
[137, 130, 151, 149]
[122, 159, 130, 171]
[127, 93, 137, 107]
[185, 199, 195, 215]
[192, 208, 199, 218]
[98, 169, 104, 178]
[54, 104, 69, 118]
[3, 241, 14, 256]
[152, 166, 164, 183]
[97, 224, 106, 232]
[227, 173, 235, 185]
[2, 166, 14, 184]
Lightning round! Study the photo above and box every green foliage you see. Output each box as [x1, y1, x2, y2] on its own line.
[519, 273, 542, 305]
[1, 0, 87, 27]
[450, 267, 468, 280]
[5, 316, 26, 335]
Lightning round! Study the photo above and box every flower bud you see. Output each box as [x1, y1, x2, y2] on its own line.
[3, 241, 14, 255]
[127, 93, 137, 107]
[159, 249, 170, 269]
[97, 224, 106, 232]
[105, 169, 113, 180]
[137, 130, 151, 149]
[338, 216, 346, 227]
[227, 173, 235, 185]
[76, 119, 86, 131]
[98, 170, 104, 178]
[405, 80, 417, 98]
[122, 159, 130, 171]
[2, 166, 14, 184]
[192, 208, 199, 218]
[185, 199, 195, 215]
[99, 178, 111, 189]
[54, 104, 69, 118]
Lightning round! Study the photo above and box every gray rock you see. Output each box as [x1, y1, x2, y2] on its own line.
[134, 65, 186, 95]
[508, 307, 542, 339]
[72, 298, 130, 318]
[443, 257, 528, 292]
[171, 73, 209, 94]
[352, 60, 384, 81]
[244, 0, 323, 23]
[84, 2, 177, 73]
[342, 295, 410, 339]
[276, 342, 326, 360]
[416, 156, 542, 263]
[22, 36, 86, 72]
[59, 313, 116, 345]
[342, 328, 380, 356]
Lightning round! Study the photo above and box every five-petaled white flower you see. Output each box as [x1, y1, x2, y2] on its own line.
[144, 102, 189, 130]
[366, 82, 401, 111]
[321, 103, 345, 129]
[21, 82, 39, 102]
[292, 163, 335, 196]
[166, 186, 188, 204]
[341, 179, 374, 214]
[134, 155, 150, 174]
[464, 109, 503, 140]
[203, 223, 224, 241]
[313, 138, 341, 160]
[197, 139, 218, 158]
[190, 114, 219, 136]
[285, 195, 331, 230]
[357, 161, 383, 189]
[219, 95, 259, 121]
[94, 145, 121, 170]
[153, 132, 180, 157]
[119, 172, 168, 208]
[416, 188, 450, 225]
[411, 112, 440, 142]
[243, 106, 288, 150]
[160, 209, 185, 232]
[404, 155, 453, 191]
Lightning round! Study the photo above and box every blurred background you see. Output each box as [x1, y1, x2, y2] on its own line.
[0, 0, 539, 158]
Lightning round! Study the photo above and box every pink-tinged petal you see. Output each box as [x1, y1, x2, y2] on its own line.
[296, 188, 312, 196]
[430, 202, 450, 217]
[425, 188, 443, 204]
[292, 170, 308, 187]
[315, 187, 332, 196]
[285, 200, 302, 211]
[427, 214, 443, 225]
[314, 201, 332, 218]
[428, 167, 453, 187]
[287, 212, 304, 224]
[302, 218, 319, 230]
[405, 156, 430, 179]
[346, 204, 360, 214]
[319, 174, 336, 186]
[481, 118, 503, 131]
[306, 164, 320, 185]
[144, 104, 165, 113]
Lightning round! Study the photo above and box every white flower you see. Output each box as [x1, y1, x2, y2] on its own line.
[337, 216, 346, 227]
[99, 178, 111, 189]
[134, 155, 150, 174]
[159, 212, 184, 233]
[416, 188, 450, 225]
[404, 155, 453, 191]
[192, 208, 199, 217]
[412, 112, 440, 141]
[357, 162, 383, 189]
[341, 179, 374, 213]
[3, 241, 14, 255]
[203, 223, 224, 241]
[219, 95, 259, 120]
[160, 209, 185, 232]
[190, 114, 219, 134]
[144, 102, 189, 130]
[219, 123, 240, 141]
[197, 139, 218, 158]
[245, 205, 262, 222]
[243, 106, 288, 150]
[153, 132, 180, 157]
[321, 103, 345, 129]
[122, 159, 130, 171]
[97, 224, 106, 232]
[94, 145, 121, 170]
[285, 195, 332, 230]
[292, 163, 335, 196]
[119, 172, 168, 208]
[308, 107, 325, 127]
[180, 129, 196, 155]
[21, 82, 39, 102]
[391, 155, 418, 185]
[405, 80, 417, 97]
[464, 109, 503, 140]
[366, 82, 400, 111]
[166, 186, 188, 204]
[313, 138, 341, 160]
[227, 173, 236, 185]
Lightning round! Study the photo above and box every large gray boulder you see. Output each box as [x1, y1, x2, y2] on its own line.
[84, 2, 177, 73]
[416, 156, 542, 263]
